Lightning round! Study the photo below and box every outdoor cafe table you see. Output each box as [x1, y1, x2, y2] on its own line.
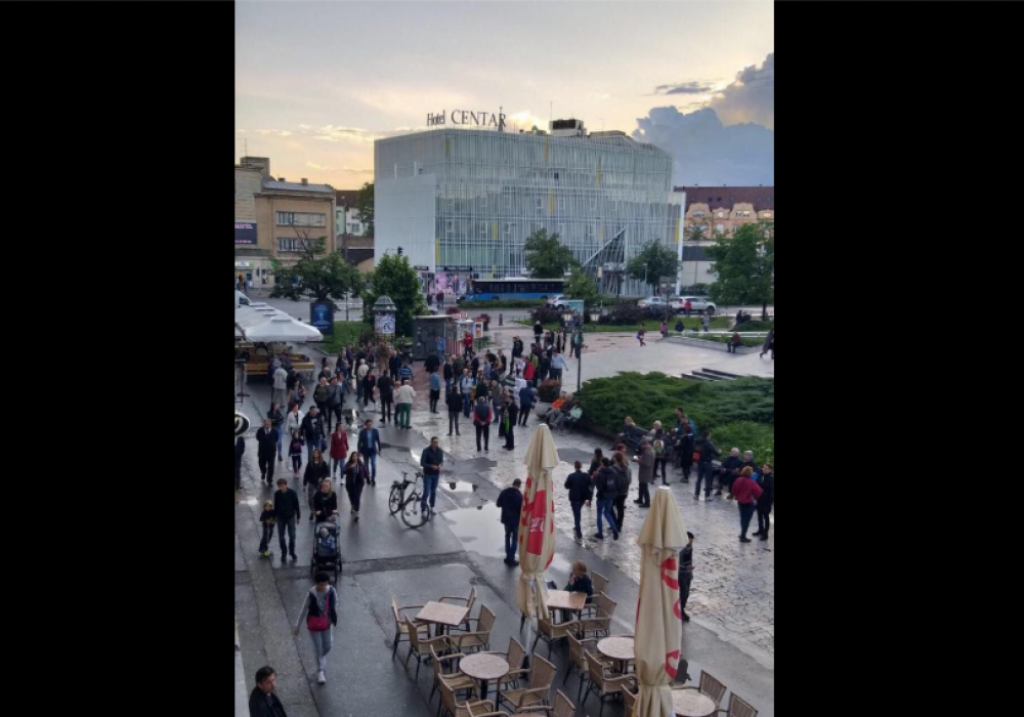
[460, 652, 509, 701]
[597, 635, 635, 675]
[546, 590, 588, 635]
[671, 688, 716, 717]
[415, 601, 470, 638]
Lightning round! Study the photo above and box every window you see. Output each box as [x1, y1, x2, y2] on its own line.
[446, 220, 454, 236]
[277, 238, 307, 253]
[480, 222, 488, 239]
[762, 212, 772, 218]
[558, 197, 566, 212]
[276, 212, 325, 227]
[504, 223, 513, 238]
[716, 224, 725, 234]
[693, 211, 705, 218]
[535, 197, 543, 214]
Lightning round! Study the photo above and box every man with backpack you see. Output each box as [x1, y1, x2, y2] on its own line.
[693, 430, 721, 501]
[326, 377, 344, 432]
[592, 458, 620, 541]
[301, 407, 325, 464]
[473, 396, 493, 452]
[313, 378, 331, 434]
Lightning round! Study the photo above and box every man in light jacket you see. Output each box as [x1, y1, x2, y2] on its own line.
[633, 439, 655, 508]
[395, 379, 416, 429]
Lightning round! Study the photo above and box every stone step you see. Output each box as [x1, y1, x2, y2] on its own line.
[692, 371, 733, 381]
[701, 368, 744, 379]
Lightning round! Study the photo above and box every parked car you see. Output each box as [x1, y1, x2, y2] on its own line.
[547, 294, 570, 310]
[673, 296, 717, 315]
[637, 296, 668, 309]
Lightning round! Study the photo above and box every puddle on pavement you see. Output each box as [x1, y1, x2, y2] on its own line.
[440, 503, 505, 555]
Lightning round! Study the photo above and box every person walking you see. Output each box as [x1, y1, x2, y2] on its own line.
[752, 462, 774, 541]
[420, 436, 444, 515]
[549, 350, 567, 382]
[502, 399, 518, 450]
[443, 356, 455, 393]
[285, 403, 304, 447]
[693, 430, 720, 500]
[592, 458, 620, 541]
[678, 532, 695, 622]
[268, 403, 285, 462]
[361, 368, 376, 410]
[760, 328, 774, 359]
[518, 383, 536, 426]
[258, 501, 276, 558]
[460, 368, 475, 419]
[633, 439, 655, 508]
[312, 478, 339, 524]
[701, 312, 711, 332]
[293, 572, 339, 685]
[356, 359, 369, 402]
[533, 321, 543, 346]
[564, 461, 592, 540]
[732, 467, 763, 542]
[612, 452, 632, 532]
[235, 434, 246, 491]
[429, 370, 442, 413]
[446, 383, 462, 436]
[357, 419, 381, 485]
[301, 408, 325, 465]
[398, 361, 414, 384]
[256, 418, 278, 486]
[376, 372, 394, 424]
[249, 666, 288, 717]
[273, 478, 300, 562]
[343, 451, 368, 519]
[313, 378, 331, 427]
[272, 364, 288, 411]
[395, 379, 416, 429]
[653, 437, 669, 485]
[303, 449, 330, 521]
[677, 425, 694, 484]
[329, 424, 348, 480]
[636, 327, 646, 347]
[326, 377, 344, 433]
[496, 479, 523, 566]
[473, 396, 493, 452]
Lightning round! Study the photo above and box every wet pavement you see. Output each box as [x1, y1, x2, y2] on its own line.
[235, 335, 774, 716]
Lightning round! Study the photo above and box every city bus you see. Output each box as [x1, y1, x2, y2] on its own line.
[461, 278, 566, 302]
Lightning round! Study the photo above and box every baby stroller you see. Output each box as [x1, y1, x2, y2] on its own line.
[310, 519, 343, 582]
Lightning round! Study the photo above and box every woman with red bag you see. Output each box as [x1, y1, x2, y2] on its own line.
[293, 571, 338, 685]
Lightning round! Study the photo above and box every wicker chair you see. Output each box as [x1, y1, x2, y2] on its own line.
[391, 596, 428, 659]
[532, 611, 581, 659]
[465, 703, 512, 717]
[578, 593, 617, 639]
[583, 573, 609, 617]
[449, 605, 496, 654]
[621, 685, 638, 716]
[678, 670, 727, 709]
[438, 674, 495, 717]
[494, 637, 527, 692]
[440, 586, 477, 632]
[405, 616, 451, 681]
[516, 689, 576, 717]
[428, 642, 477, 706]
[718, 692, 757, 717]
[581, 648, 635, 717]
[497, 654, 557, 713]
[562, 633, 597, 704]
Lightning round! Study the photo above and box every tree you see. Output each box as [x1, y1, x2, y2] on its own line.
[356, 182, 374, 237]
[269, 228, 364, 303]
[626, 240, 679, 296]
[361, 254, 427, 336]
[564, 269, 600, 311]
[524, 229, 578, 278]
[706, 221, 775, 320]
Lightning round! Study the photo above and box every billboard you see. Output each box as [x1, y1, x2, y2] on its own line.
[235, 222, 257, 245]
[310, 301, 335, 336]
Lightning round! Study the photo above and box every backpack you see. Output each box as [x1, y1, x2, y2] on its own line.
[474, 403, 490, 423]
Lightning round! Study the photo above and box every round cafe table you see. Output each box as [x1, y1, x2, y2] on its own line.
[460, 652, 509, 701]
[671, 689, 716, 717]
[597, 636, 635, 675]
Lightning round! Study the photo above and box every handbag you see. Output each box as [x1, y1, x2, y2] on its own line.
[307, 590, 331, 632]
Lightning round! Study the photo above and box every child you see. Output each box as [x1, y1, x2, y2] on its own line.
[317, 525, 337, 553]
[289, 430, 304, 475]
[258, 501, 276, 557]
[637, 327, 646, 347]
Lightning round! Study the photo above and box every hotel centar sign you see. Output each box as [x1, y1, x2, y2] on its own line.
[427, 110, 506, 128]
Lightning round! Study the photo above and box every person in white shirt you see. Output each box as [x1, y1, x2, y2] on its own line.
[356, 360, 370, 402]
[286, 405, 304, 441]
[395, 379, 416, 430]
[549, 351, 568, 382]
[272, 365, 288, 410]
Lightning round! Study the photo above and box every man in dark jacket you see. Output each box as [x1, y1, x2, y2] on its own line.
[249, 666, 288, 717]
[718, 448, 744, 498]
[613, 458, 631, 533]
[678, 532, 695, 622]
[256, 419, 278, 486]
[752, 462, 774, 541]
[419, 436, 444, 514]
[473, 397, 493, 452]
[326, 377, 344, 432]
[357, 419, 382, 485]
[694, 431, 720, 500]
[443, 357, 455, 392]
[301, 408, 325, 464]
[376, 373, 394, 424]
[446, 383, 463, 436]
[564, 461, 592, 539]
[593, 459, 620, 540]
[496, 479, 523, 566]
[389, 351, 402, 382]
[273, 478, 300, 561]
[235, 435, 246, 490]
[313, 378, 331, 430]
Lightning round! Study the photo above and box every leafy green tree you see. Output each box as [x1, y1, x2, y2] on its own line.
[626, 240, 679, 295]
[361, 254, 427, 336]
[524, 229, 578, 278]
[356, 182, 374, 237]
[706, 222, 775, 320]
[270, 232, 364, 303]
[564, 269, 600, 311]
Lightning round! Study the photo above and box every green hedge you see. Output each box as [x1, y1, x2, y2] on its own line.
[574, 373, 774, 463]
[732, 319, 774, 332]
[516, 317, 730, 333]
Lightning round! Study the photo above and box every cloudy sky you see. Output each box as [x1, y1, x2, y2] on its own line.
[236, 0, 774, 188]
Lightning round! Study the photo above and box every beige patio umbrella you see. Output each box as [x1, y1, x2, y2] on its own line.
[633, 486, 688, 717]
[516, 424, 559, 650]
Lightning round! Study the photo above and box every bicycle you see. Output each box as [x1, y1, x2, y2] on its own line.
[389, 472, 414, 515]
[399, 471, 435, 529]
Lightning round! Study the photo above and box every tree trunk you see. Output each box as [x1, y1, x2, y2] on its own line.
[761, 299, 768, 322]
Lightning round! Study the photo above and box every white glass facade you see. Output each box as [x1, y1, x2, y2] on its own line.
[375, 128, 680, 294]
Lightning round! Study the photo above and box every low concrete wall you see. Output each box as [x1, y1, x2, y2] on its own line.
[669, 336, 760, 354]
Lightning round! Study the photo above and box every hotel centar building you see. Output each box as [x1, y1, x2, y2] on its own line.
[374, 119, 680, 296]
